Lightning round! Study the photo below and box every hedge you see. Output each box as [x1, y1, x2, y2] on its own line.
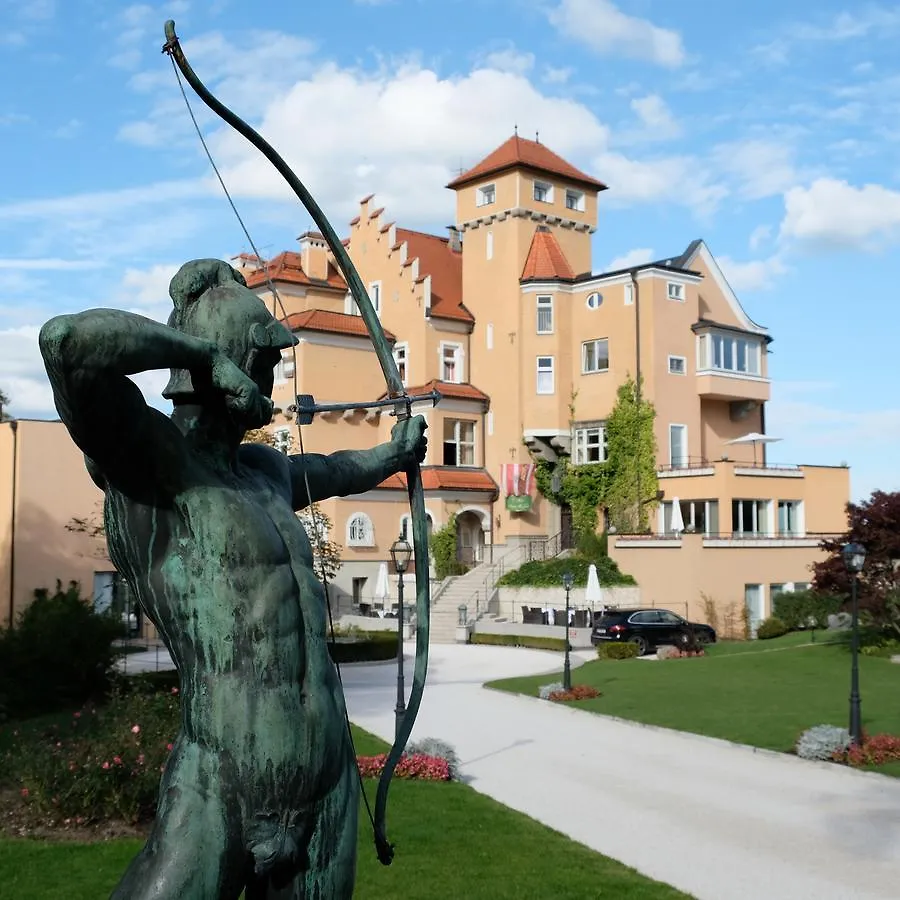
[470, 633, 567, 652]
[328, 631, 399, 664]
[497, 555, 636, 588]
[596, 642, 640, 660]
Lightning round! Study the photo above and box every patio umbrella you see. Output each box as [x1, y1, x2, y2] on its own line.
[670, 496, 685, 535]
[725, 432, 782, 466]
[585, 563, 603, 604]
[373, 561, 390, 611]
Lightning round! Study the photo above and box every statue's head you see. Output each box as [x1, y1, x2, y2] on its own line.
[162, 259, 298, 417]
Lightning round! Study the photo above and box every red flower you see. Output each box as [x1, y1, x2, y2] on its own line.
[20, 788, 29, 798]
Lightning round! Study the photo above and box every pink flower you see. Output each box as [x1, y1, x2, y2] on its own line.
[131, 725, 140, 734]
[113, 756, 122, 766]
[20, 788, 29, 798]
[56, 741, 62, 748]
[102, 761, 110, 770]
[171, 687, 179, 695]
[73, 711, 81, 719]
[166, 743, 174, 752]
[75, 816, 84, 825]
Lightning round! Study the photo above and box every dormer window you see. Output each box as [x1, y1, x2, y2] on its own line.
[533, 180, 553, 203]
[476, 183, 496, 207]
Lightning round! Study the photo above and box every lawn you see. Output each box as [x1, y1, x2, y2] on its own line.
[491, 634, 900, 763]
[0, 726, 687, 900]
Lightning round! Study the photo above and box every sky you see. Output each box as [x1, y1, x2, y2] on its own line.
[0, 0, 897, 501]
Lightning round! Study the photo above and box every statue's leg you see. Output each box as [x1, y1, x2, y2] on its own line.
[111, 741, 246, 900]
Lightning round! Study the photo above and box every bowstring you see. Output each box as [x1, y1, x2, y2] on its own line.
[170, 57, 379, 834]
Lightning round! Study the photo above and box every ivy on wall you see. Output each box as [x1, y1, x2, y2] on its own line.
[431, 514, 463, 579]
[535, 375, 658, 538]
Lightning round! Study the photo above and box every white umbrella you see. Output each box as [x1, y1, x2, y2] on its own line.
[669, 496, 685, 535]
[585, 563, 603, 603]
[373, 561, 390, 610]
[726, 432, 782, 465]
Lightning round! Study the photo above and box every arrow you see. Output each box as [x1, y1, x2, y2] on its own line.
[291, 389, 442, 426]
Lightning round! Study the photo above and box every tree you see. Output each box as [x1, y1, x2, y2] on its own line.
[0, 388, 12, 422]
[813, 490, 900, 636]
[296, 504, 344, 583]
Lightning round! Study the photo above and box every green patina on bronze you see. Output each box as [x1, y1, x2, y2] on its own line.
[39, 260, 428, 898]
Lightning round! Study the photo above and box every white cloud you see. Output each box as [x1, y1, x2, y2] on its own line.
[629, 94, 682, 140]
[543, 66, 573, 85]
[606, 248, 654, 271]
[549, 0, 686, 67]
[780, 178, 900, 248]
[0, 325, 54, 415]
[52, 118, 82, 139]
[717, 254, 787, 291]
[748, 225, 771, 252]
[19, 0, 55, 21]
[112, 263, 182, 322]
[477, 44, 535, 75]
[0, 258, 103, 271]
[711, 140, 801, 200]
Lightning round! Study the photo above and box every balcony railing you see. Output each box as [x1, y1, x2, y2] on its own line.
[613, 531, 843, 546]
[658, 456, 802, 475]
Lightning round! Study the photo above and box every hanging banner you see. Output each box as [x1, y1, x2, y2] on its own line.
[501, 463, 536, 512]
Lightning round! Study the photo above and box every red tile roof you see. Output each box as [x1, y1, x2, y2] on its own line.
[377, 467, 499, 495]
[244, 251, 347, 292]
[281, 310, 396, 342]
[378, 380, 489, 405]
[521, 226, 576, 281]
[446, 135, 607, 191]
[394, 228, 471, 323]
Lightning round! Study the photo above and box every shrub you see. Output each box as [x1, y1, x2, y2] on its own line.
[539, 681, 565, 700]
[597, 642, 639, 660]
[756, 617, 789, 640]
[795, 724, 851, 761]
[0, 580, 123, 718]
[328, 631, 398, 664]
[406, 737, 461, 781]
[470, 633, 567, 652]
[497, 555, 635, 588]
[657, 646, 705, 659]
[547, 685, 601, 702]
[774, 590, 842, 632]
[843, 733, 900, 767]
[357, 753, 450, 781]
[431, 515, 466, 579]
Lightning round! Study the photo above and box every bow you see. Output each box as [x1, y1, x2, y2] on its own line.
[163, 20, 430, 866]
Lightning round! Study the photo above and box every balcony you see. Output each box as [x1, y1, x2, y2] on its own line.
[612, 531, 841, 550]
[658, 457, 803, 479]
[696, 369, 770, 402]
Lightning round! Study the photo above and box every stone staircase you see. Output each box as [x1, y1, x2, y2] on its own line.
[428, 545, 527, 644]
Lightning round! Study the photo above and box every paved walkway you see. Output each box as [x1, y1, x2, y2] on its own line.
[342, 643, 900, 900]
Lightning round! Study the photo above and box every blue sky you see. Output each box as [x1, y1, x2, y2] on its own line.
[0, 0, 897, 501]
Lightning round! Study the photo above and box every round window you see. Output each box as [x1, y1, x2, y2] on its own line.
[586, 292, 603, 309]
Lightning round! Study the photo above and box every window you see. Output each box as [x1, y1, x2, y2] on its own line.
[401, 512, 434, 541]
[486, 323, 494, 350]
[351, 577, 367, 606]
[441, 343, 463, 383]
[486, 230, 494, 260]
[582, 339, 609, 374]
[477, 183, 495, 206]
[744, 584, 765, 636]
[668, 355, 686, 375]
[663, 499, 719, 535]
[573, 425, 607, 464]
[536, 295, 554, 334]
[586, 292, 603, 309]
[669, 424, 687, 468]
[732, 500, 769, 536]
[630, 611, 661, 625]
[443, 419, 476, 466]
[778, 500, 803, 536]
[536, 356, 555, 394]
[565, 189, 585, 211]
[393, 343, 408, 386]
[624, 283, 634, 306]
[699, 332, 762, 375]
[487, 411, 494, 435]
[533, 180, 553, 203]
[369, 281, 382, 314]
[667, 282, 685, 302]
[347, 513, 374, 547]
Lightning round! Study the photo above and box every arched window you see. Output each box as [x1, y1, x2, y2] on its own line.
[347, 513, 374, 547]
[399, 512, 435, 542]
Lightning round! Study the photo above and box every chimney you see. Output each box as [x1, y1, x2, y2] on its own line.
[297, 231, 329, 282]
[447, 226, 462, 253]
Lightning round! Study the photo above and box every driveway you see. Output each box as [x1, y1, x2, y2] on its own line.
[342, 643, 900, 900]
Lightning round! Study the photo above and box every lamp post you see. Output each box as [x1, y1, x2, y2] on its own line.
[562, 571, 574, 691]
[842, 541, 867, 746]
[389, 534, 413, 740]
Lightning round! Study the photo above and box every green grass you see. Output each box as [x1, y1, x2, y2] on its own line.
[492, 634, 900, 758]
[0, 726, 686, 900]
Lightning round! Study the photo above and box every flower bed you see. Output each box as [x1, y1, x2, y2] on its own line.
[357, 753, 451, 781]
[538, 682, 601, 702]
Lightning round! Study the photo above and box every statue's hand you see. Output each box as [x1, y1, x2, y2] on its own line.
[210, 351, 273, 428]
[391, 415, 428, 468]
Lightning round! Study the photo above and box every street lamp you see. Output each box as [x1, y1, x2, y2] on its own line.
[389, 533, 413, 740]
[842, 541, 867, 746]
[562, 571, 574, 691]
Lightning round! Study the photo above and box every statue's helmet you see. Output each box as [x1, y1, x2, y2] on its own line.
[162, 258, 298, 401]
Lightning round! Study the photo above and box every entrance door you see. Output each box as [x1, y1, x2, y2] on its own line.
[744, 584, 764, 638]
[456, 512, 485, 569]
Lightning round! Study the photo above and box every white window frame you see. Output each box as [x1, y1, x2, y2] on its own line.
[777, 500, 804, 537]
[565, 188, 585, 212]
[573, 424, 607, 465]
[476, 183, 496, 207]
[661, 499, 719, 535]
[533, 180, 553, 203]
[668, 355, 687, 376]
[443, 418, 476, 467]
[585, 292, 603, 310]
[699, 332, 762, 376]
[669, 423, 688, 468]
[536, 295, 554, 334]
[582, 338, 609, 374]
[732, 499, 770, 537]
[536, 356, 555, 395]
[392, 342, 408, 386]
[487, 411, 494, 435]
[369, 281, 382, 314]
[440, 342, 464, 383]
[346, 513, 375, 547]
[486, 230, 494, 260]
[667, 281, 685, 302]
[624, 282, 634, 306]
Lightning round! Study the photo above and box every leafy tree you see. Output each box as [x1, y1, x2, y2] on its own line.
[296, 504, 344, 583]
[813, 490, 900, 636]
[0, 388, 12, 422]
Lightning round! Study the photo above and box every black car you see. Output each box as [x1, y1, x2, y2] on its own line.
[590, 608, 717, 655]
